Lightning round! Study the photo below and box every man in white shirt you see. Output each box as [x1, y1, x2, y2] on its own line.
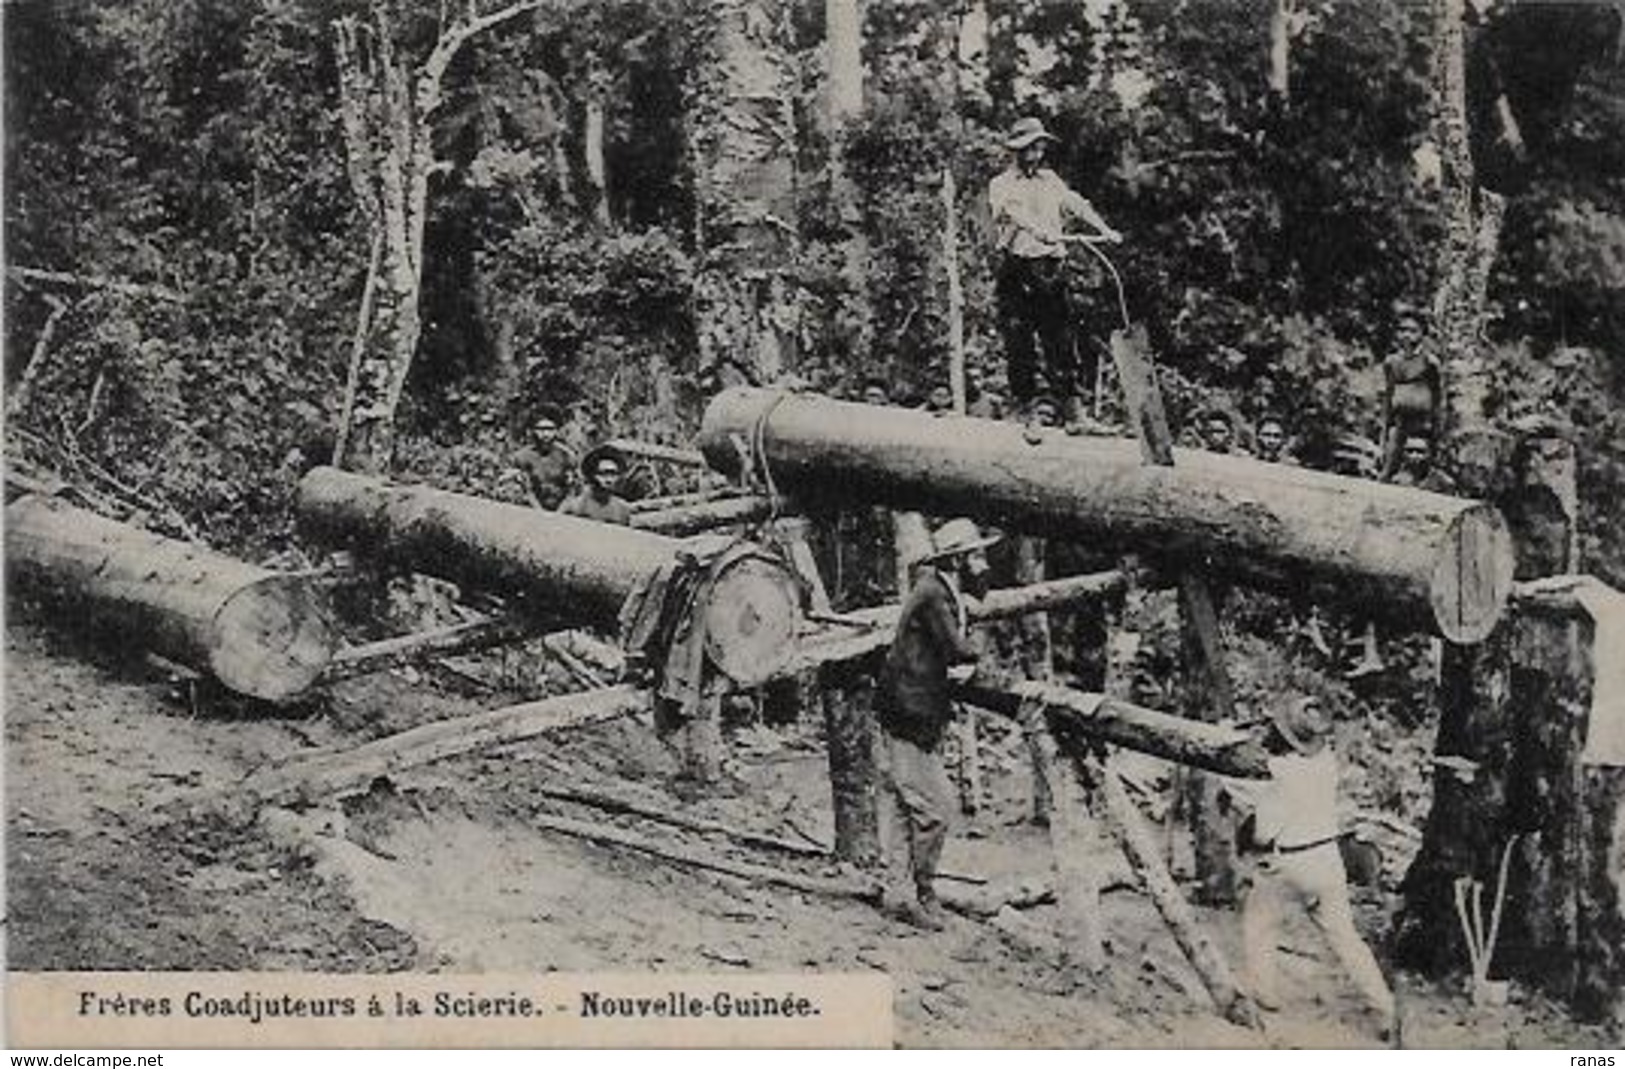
[1237, 696, 1398, 1040]
[988, 117, 1122, 426]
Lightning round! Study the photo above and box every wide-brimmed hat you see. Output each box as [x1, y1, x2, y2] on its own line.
[1267, 696, 1328, 755]
[922, 517, 1001, 562]
[1005, 117, 1059, 151]
[579, 443, 624, 479]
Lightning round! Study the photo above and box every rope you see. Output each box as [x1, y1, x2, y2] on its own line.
[748, 387, 792, 525]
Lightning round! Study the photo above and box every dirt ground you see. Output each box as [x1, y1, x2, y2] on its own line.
[5, 616, 1620, 1049]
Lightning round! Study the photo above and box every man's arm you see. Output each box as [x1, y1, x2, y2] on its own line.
[920, 583, 979, 664]
[1060, 185, 1123, 243]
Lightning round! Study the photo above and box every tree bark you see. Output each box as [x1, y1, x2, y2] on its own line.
[584, 59, 612, 226]
[6, 495, 336, 702]
[687, 0, 800, 387]
[295, 468, 801, 676]
[332, 1, 550, 474]
[700, 388, 1516, 643]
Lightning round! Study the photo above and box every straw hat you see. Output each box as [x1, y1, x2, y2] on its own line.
[1005, 117, 1059, 151]
[922, 517, 1001, 563]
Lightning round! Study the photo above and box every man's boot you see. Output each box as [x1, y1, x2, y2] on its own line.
[881, 889, 945, 932]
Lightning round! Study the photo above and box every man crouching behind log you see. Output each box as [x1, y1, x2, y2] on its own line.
[876, 518, 998, 931]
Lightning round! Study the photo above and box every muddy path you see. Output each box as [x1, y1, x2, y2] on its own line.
[5, 620, 1616, 1048]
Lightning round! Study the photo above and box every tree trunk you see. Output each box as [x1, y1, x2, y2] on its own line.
[332, 1, 549, 473]
[6, 496, 335, 702]
[700, 388, 1516, 643]
[584, 60, 612, 227]
[687, 0, 800, 387]
[823, 661, 881, 867]
[1399, 437, 1625, 1020]
[825, 0, 871, 382]
[629, 494, 774, 535]
[295, 468, 801, 679]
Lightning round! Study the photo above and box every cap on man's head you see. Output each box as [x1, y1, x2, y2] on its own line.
[1005, 116, 1059, 151]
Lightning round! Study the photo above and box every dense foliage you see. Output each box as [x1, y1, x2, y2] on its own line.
[5, 0, 1621, 578]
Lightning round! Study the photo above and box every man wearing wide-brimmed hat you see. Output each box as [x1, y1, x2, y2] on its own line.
[875, 517, 998, 931]
[560, 443, 632, 526]
[1236, 695, 1397, 1040]
[988, 116, 1123, 427]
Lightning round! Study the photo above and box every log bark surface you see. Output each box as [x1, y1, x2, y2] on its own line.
[700, 388, 1515, 642]
[299, 467, 675, 630]
[6, 495, 335, 701]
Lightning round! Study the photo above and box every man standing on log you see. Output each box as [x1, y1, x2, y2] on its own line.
[876, 518, 998, 930]
[561, 445, 632, 526]
[989, 117, 1123, 428]
[1237, 696, 1398, 1041]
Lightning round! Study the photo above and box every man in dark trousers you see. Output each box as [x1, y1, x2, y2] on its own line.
[989, 116, 1122, 427]
[877, 517, 998, 930]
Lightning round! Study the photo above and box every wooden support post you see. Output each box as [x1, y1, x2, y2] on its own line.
[1015, 534, 1054, 824]
[1024, 701, 1104, 977]
[1088, 755, 1259, 1027]
[1112, 324, 1240, 904]
[822, 662, 881, 867]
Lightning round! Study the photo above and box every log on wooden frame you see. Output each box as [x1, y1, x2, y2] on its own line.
[699, 388, 1515, 642]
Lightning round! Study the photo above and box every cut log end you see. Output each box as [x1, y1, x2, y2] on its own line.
[1432, 504, 1516, 645]
[701, 555, 801, 686]
[211, 575, 337, 702]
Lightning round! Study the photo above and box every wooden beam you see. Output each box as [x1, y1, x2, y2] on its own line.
[957, 681, 1270, 780]
[1090, 757, 1260, 1028]
[322, 615, 538, 682]
[604, 438, 707, 468]
[236, 684, 648, 807]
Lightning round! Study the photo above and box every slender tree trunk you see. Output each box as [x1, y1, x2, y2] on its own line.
[825, 0, 871, 378]
[332, 0, 548, 474]
[688, 0, 800, 387]
[584, 59, 612, 227]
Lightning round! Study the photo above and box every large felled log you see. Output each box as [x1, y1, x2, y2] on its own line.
[5, 495, 335, 701]
[700, 388, 1514, 642]
[296, 468, 800, 678]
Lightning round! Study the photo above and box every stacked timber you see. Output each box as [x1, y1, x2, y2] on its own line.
[699, 388, 1516, 643]
[6, 494, 335, 701]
